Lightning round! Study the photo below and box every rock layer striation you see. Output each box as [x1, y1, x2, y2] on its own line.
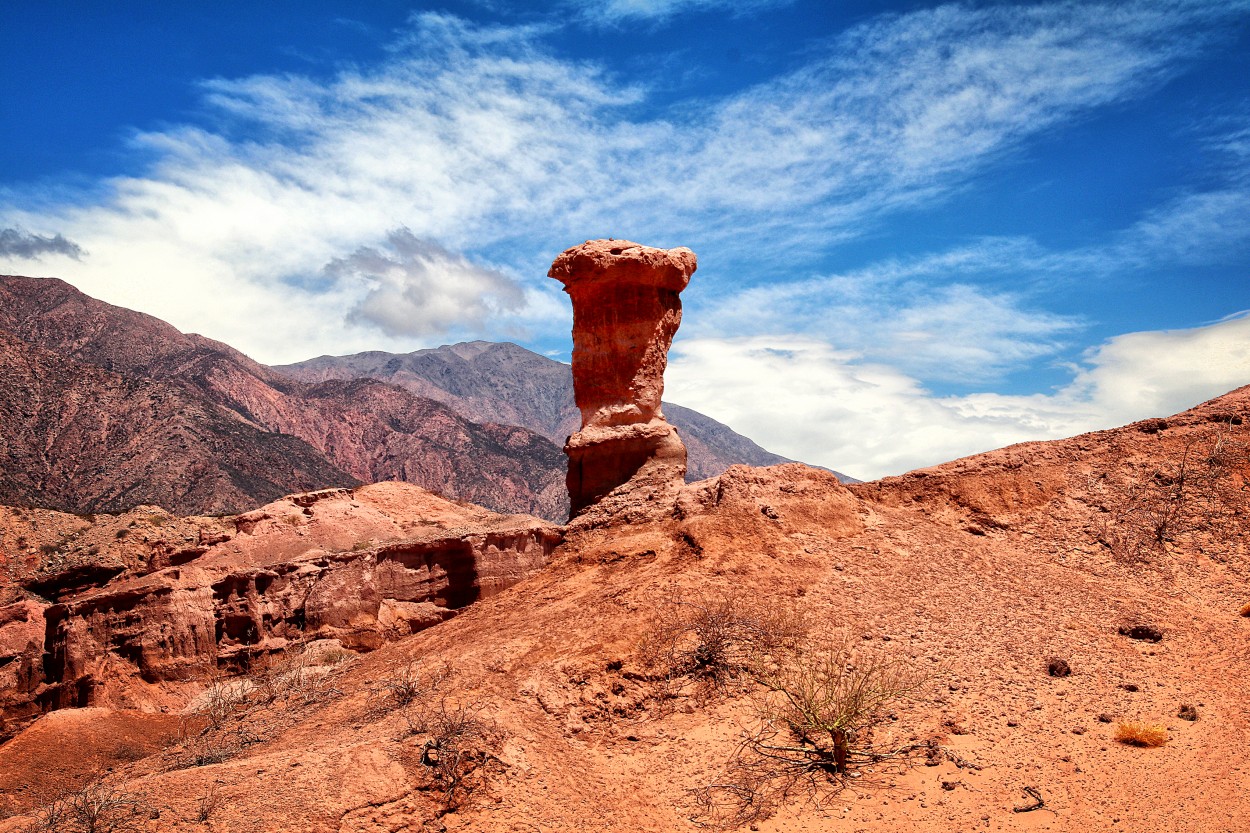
[549, 240, 697, 517]
[0, 483, 561, 735]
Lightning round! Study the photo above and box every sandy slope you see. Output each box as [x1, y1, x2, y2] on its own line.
[1, 389, 1248, 832]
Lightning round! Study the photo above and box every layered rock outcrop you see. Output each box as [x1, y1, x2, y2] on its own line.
[549, 240, 697, 517]
[0, 483, 561, 735]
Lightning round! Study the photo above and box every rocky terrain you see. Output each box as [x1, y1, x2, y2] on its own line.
[0, 482, 560, 741]
[0, 245, 1246, 832]
[0, 385, 1246, 831]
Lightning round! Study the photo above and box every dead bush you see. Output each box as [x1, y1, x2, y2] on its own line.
[249, 650, 344, 707]
[371, 659, 454, 715]
[1114, 721, 1169, 747]
[194, 677, 251, 732]
[194, 781, 222, 823]
[693, 635, 933, 827]
[171, 648, 344, 770]
[637, 591, 806, 702]
[412, 697, 501, 813]
[175, 725, 259, 768]
[375, 662, 503, 815]
[1091, 423, 1250, 562]
[21, 777, 153, 833]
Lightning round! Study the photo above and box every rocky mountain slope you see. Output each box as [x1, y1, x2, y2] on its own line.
[0, 276, 813, 521]
[0, 328, 353, 515]
[1, 384, 1246, 832]
[275, 341, 822, 483]
[0, 276, 566, 519]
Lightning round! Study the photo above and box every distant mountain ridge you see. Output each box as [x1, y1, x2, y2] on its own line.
[276, 341, 825, 483]
[0, 275, 565, 519]
[0, 276, 826, 522]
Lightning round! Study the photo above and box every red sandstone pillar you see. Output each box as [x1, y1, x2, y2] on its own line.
[549, 239, 697, 518]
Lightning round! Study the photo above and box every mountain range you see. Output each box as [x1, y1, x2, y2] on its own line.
[0, 275, 804, 521]
[275, 340, 802, 483]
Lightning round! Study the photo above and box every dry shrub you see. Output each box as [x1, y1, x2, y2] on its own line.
[195, 781, 222, 823]
[20, 777, 153, 833]
[258, 651, 344, 706]
[371, 659, 453, 713]
[694, 634, 933, 827]
[193, 677, 251, 732]
[411, 698, 501, 812]
[637, 590, 807, 702]
[1090, 423, 1250, 562]
[377, 662, 502, 814]
[1114, 722, 1169, 747]
[176, 725, 259, 768]
[173, 648, 344, 769]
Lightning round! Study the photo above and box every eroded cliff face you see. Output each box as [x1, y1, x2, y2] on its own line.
[0, 483, 561, 735]
[549, 240, 697, 517]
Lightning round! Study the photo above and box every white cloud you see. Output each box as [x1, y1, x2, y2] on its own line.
[667, 314, 1250, 480]
[566, 0, 789, 25]
[329, 229, 525, 338]
[0, 3, 1245, 365]
[1114, 187, 1250, 266]
[694, 238, 1081, 383]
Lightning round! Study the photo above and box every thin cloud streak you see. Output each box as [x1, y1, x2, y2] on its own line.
[565, 0, 791, 25]
[692, 238, 1082, 384]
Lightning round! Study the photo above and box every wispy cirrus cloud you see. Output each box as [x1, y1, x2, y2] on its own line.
[693, 238, 1081, 384]
[564, 0, 791, 25]
[0, 2, 1244, 366]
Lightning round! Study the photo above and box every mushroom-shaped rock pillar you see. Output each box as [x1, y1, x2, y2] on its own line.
[549, 239, 697, 518]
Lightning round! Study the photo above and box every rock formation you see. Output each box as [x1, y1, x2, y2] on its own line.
[275, 341, 817, 483]
[548, 240, 697, 517]
[0, 483, 561, 735]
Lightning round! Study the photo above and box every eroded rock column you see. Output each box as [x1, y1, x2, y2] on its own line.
[549, 239, 697, 517]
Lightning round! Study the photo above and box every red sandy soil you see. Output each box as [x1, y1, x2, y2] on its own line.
[1, 387, 1248, 832]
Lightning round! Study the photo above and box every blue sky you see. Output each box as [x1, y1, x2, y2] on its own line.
[2, 0, 1249, 479]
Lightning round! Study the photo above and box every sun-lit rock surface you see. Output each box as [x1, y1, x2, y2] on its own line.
[0, 483, 561, 733]
[549, 240, 697, 517]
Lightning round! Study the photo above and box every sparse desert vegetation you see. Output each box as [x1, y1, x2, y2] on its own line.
[1115, 722, 1170, 748]
[2, 342, 1249, 832]
[18, 776, 154, 833]
[1089, 422, 1250, 563]
[695, 635, 935, 826]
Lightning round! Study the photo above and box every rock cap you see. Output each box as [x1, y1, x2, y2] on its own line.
[548, 240, 696, 292]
